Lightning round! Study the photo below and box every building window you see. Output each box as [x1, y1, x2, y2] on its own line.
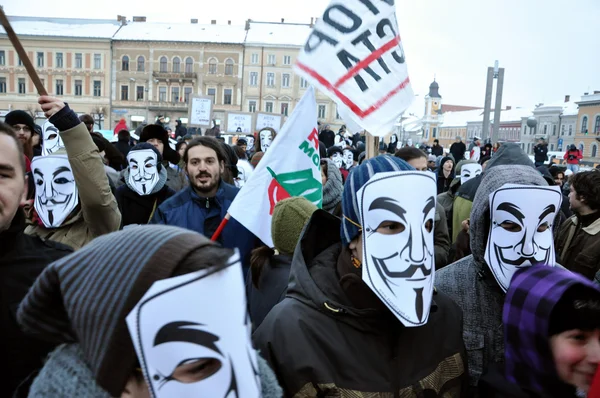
[75, 53, 82, 69]
[56, 52, 63, 68]
[136, 86, 144, 101]
[579, 142, 585, 153]
[173, 57, 181, 73]
[543, 125, 547, 135]
[18, 78, 26, 94]
[318, 104, 326, 119]
[0, 77, 6, 93]
[300, 77, 308, 88]
[208, 59, 217, 74]
[17, 57, 23, 66]
[265, 101, 273, 113]
[569, 125, 572, 136]
[561, 125, 565, 136]
[56, 79, 63, 95]
[282, 73, 290, 88]
[266, 72, 275, 87]
[433, 127, 437, 138]
[251, 53, 259, 64]
[184, 87, 192, 103]
[171, 86, 180, 103]
[160, 56, 167, 73]
[74, 80, 82, 96]
[336, 106, 340, 120]
[0, 50, 4, 65]
[207, 87, 216, 103]
[592, 144, 598, 158]
[225, 59, 234, 76]
[121, 55, 129, 71]
[267, 54, 276, 65]
[283, 55, 291, 65]
[37, 52, 44, 67]
[595, 116, 600, 134]
[249, 100, 256, 113]
[137, 56, 145, 72]
[121, 85, 128, 100]
[552, 125, 556, 135]
[582, 116, 588, 134]
[159, 86, 167, 102]
[93, 81, 101, 97]
[249, 72, 258, 86]
[281, 103, 289, 116]
[185, 57, 193, 73]
[223, 88, 232, 105]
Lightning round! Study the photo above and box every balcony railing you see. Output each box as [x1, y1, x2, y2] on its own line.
[152, 71, 197, 81]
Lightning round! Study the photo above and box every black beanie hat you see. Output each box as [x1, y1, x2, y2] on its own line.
[140, 125, 180, 164]
[327, 146, 343, 157]
[548, 286, 600, 336]
[5, 110, 35, 132]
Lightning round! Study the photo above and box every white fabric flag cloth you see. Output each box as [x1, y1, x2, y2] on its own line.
[294, 0, 414, 137]
[228, 87, 322, 247]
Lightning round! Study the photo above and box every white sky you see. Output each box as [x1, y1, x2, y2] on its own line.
[4, 0, 600, 116]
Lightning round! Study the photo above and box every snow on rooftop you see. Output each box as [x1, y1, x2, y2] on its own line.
[495, 107, 533, 122]
[1, 16, 120, 39]
[113, 21, 247, 44]
[245, 22, 311, 47]
[440, 109, 484, 127]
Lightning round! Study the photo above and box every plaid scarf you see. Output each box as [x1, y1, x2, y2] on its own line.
[503, 265, 600, 396]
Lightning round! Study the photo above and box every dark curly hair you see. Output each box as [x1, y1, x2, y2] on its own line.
[570, 171, 600, 211]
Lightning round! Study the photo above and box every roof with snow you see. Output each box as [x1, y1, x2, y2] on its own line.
[494, 107, 533, 123]
[245, 22, 312, 47]
[113, 21, 247, 44]
[534, 98, 580, 116]
[440, 109, 484, 127]
[1, 16, 120, 39]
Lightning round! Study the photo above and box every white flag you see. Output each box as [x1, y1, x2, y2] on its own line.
[294, 0, 414, 137]
[228, 87, 322, 247]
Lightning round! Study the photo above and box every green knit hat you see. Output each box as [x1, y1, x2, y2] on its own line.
[271, 197, 318, 255]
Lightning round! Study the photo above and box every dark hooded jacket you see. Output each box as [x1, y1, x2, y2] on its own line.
[452, 144, 535, 242]
[436, 162, 549, 391]
[479, 265, 600, 397]
[437, 156, 455, 194]
[253, 210, 468, 397]
[115, 184, 175, 227]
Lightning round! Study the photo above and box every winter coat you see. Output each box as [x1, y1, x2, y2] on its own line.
[247, 254, 292, 331]
[556, 212, 600, 282]
[253, 210, 468, 397]
[164, 162, 187, 192]
[115, 184, 176, 227]
[25, 123, 122, 250]
[26, 343, 283, 398]
[151, 183, 256, 275]
[319, 129, 335, 148]
[1, 210, 72, 397]
[438, 177, 461, 239]
[432, 144, 444, 157]
[533, 144, 548, 163]
[437, 169, 455, 195]
[113, 140, 131, 159]
[113, 120, 128, 135]
[436, 163, 550, 391]
[564, 149, 582, 164]
[321, 159, 343, 215]
[450, 141, 466, 161]
[175, 122, 187, 138]
[434, 202, 451, 269]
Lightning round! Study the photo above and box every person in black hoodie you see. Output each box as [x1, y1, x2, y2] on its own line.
[247, 197, 317, 331]
[0, 122, 72, 397]
[253, 156, 468, 397]
[174, 119, 187, 138]
[115, 143, 176, 227]
[437, 156, 455, 194]
[318, 124, 335, 149]
[113, 129, 131, 159]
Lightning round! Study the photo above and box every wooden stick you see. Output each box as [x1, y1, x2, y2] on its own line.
[0, 7, 47, 95]
[365, 132, 380, 159]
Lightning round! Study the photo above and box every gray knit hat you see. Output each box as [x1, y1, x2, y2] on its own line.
[17, 225, 228, 396]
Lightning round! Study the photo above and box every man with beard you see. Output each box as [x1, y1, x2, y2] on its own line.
[151, 137, 256, 275]
[115, 143, 176, 227]
[435, 155, 561, 393]
[5, 109, 35, 161]
[25, 96, 121, 250]
[254, 156, 467, 397]
[0, 122, 72, 397]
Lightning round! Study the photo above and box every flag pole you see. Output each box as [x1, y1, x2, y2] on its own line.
[0, 7, 47, 96]
[366, 132, 380, 159]
[211, 213, 231, 241]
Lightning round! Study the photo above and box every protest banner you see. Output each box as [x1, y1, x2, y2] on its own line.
[227, 87, 321, 247]
[256, 112, 283, 133]
[294, 0, 414, 137]
[225, 112, 254, 134]
[187, 95, 213, 128]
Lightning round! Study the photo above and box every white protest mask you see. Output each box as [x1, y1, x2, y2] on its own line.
[331, 152, 343, 169]
[246, 136, 255, 151]
[390, 134, 397, 144]
[460, 163, 482, 184]
[259, 129, 273, 153]
[342, 149, 354, 169]
[358, 171, 436, 327]
[31, 155, 79, 228]
[484, 184, 562, 292]
[126, 251, 261, 398]
[41, 120, 65, 156]
[127, 149, 160, 196]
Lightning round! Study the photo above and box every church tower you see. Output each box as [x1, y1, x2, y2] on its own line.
[423, 79, 442, 144]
